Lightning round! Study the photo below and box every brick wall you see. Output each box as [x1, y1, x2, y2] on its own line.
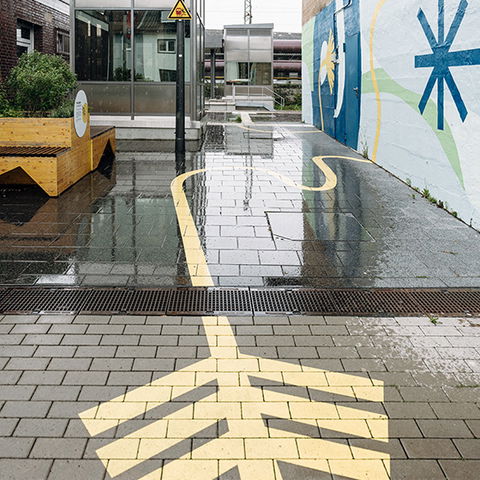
[302, 0, 331, 25]
[0, 0, 70, 82]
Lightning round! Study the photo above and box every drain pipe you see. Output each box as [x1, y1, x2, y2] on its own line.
[335, 0, 352, 14]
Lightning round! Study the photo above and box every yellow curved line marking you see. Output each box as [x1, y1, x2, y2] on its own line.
[171, 155, 370, 287]
[369, 0, 390, 163]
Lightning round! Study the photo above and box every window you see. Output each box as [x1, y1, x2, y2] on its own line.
[159, 69, 176, 82]
[75, 11, 132, 82]
[134, 11, 190, 83]
[157, 39, 175, 53]
[57, 31, 70, 55]
[16, 21, 34, 58]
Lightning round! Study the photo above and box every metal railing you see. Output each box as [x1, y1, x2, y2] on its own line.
[229, 85, 286, 109]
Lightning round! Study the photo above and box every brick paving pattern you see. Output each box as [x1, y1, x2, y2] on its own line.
[0, 123, 478, 289]
[0, 312, 479, 479]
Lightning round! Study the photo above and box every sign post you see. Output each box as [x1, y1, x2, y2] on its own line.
[168, 0, 192, 155]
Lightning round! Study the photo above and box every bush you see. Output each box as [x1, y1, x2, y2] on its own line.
[7, 51, 77, 117]
[0, 84, 9, 115]
[50, 100, 75, 118]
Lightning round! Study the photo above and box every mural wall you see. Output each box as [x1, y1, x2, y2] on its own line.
[302, 0, 480, 229]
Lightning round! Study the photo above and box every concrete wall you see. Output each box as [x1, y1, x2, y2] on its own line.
[303, 0, 480, 229]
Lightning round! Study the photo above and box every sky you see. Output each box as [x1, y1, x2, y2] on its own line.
[205, 0, 302, 33]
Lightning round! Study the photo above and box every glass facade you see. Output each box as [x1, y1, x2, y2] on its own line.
[224, 25, 273, 93]
[72, 0, 204, 119]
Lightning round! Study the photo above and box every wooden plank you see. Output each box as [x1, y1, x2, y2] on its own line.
[0, 115, 116, 197]
[0, 118, 74, 147]
[91, 129, 116, 171]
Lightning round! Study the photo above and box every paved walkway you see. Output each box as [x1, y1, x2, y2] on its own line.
[0, 312, 479, 479]
[0, 122, 478, 288]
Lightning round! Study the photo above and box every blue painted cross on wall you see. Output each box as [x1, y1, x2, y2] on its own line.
[415, 0, 480, 130]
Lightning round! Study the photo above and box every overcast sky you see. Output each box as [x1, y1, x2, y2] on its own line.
[205, 0, 302, 32]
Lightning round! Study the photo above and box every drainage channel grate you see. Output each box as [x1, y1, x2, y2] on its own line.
[1, 287, 480, 316]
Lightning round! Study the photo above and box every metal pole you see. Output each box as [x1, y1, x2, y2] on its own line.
[176, 19, 186, 154]
[211, 48, 216, 99]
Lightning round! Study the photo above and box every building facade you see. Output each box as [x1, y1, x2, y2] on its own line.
[72, 0, 205, 121]
[0, 0, 70, 81]
[205, 31, 302, 85]
[303, 0, 480, 229]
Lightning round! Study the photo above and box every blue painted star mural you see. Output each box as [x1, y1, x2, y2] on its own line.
[415, 0, 480, 130]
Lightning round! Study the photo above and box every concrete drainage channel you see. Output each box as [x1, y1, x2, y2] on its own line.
[0, 287, 479, 317]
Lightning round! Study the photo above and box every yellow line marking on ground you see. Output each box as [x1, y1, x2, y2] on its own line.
[80, 315, 390, 480]
[80, 154, 389, 480]
[170, 156, 370, 287]
[369, 0, 390, 163]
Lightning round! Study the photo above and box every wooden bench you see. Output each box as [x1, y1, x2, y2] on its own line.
[0, 116, 115, 197]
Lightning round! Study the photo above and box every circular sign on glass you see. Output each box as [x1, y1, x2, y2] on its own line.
[74, 90, 88, 138]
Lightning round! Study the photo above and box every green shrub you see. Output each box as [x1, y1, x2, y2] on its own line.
[7, 51, 77, 117]
[0, 83, 22, 117]
[0, 84, 8, 114]
[50, 100, 75, 118]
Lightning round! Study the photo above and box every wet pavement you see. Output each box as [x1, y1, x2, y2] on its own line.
[0, 312, 479, 479]
[0, 121, 479, 288]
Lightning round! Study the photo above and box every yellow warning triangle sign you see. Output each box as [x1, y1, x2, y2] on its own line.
[168, 0, 192, 20]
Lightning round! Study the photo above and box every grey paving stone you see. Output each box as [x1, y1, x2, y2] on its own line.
[14, 418, 68, 437]
[47, 402, 98, 419]
[0, 334, 25, 345]
[398, 386, 450, 402]
[19, 371, 65, 385]
[99, 334, 140, 345]
[49, 325, 88, 335]
[0, 437, 34, 458]
[0, 371, 22, 384]
[30, 438, 87, 459]
[78, 386, 126, 401]
[0, 401, 51, 418]
[62, 370, 109, 386]
[89, 358, 133, 371]
[48, 459, 107, 480]
[453, 439, 480, 458]
[417, 419, 474, 438]
[0, 346, 36, 357]
[402, 439, 461, 459]
[116, 346, 156, 358]
[439, 460, 480, 480]
[61, 335, 102, 346]
[389, 460, 446, 479]
[140, 335, 180, 346]
[86, 324, 125, 335]
[37, 315, 75, 324]
[0, 459, 52, 480]
[156, 346, 197, 358]
[74, 346, 116, 358]
[107, 372, 152, 386]
[34, 346, 76, 358]
[431, 402, 480, 419]
[132, 359, 175, 371]
[383, 402, 437, 419]
[33, 386, 81, 401]
[47, 359, 92, 371]
[73, 315, 111, 324]
[109, 315, 146, 325]
[0, 418, 19, 436]
[0, 386, 36, 401]
[1, 315, 39, 324]
[5, 358, 50, 371]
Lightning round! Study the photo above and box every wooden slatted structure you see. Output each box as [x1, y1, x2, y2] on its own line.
[0, 115, 115, 196]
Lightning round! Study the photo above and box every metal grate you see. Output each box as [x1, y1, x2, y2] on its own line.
[0, 287, 479, 317]
[0, 146, 67, 157]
